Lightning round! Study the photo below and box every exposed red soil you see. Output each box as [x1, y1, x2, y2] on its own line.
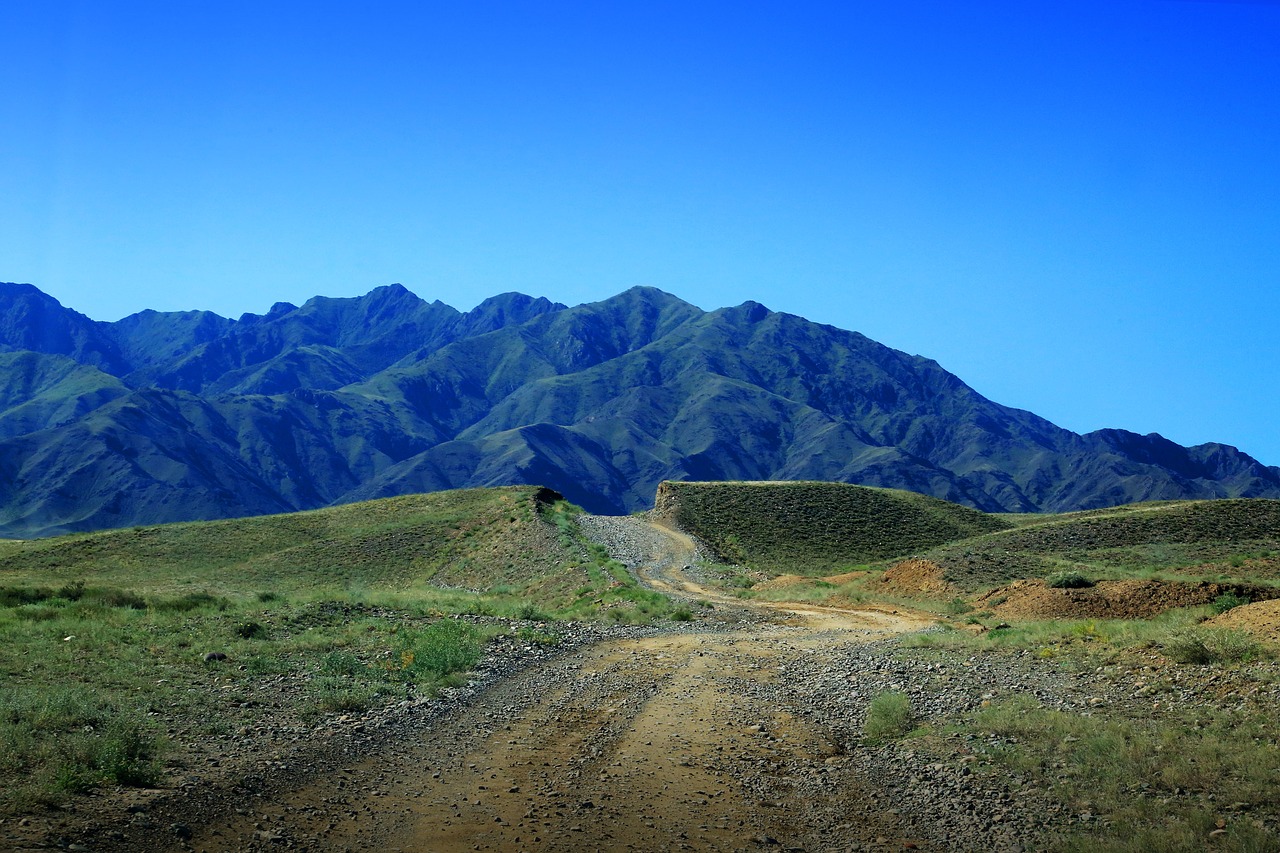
[1207, 599, 1280, 642]
[751, 569, 869, 592]
[875, 559, 954, 596]
[975, 578, 1280, 621]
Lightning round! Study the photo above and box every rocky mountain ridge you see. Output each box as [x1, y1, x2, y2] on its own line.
[1, 280, 1277, 537]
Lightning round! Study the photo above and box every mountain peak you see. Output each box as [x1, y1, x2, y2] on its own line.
[736, 300, 771, 323]
[460, 292, 567, 336]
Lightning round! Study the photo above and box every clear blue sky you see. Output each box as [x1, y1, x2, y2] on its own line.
[2, 1, 1277, 465]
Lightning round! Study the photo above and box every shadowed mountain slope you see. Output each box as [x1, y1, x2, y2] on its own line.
[0, 281, 1277, 536]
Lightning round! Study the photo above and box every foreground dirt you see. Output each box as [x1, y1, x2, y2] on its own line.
[179, 628, 931, 853]
[17, 517, 1177, 852]
[67, 519, 954, 852]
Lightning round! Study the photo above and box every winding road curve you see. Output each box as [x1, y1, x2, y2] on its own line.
[118, 518, 941, 852]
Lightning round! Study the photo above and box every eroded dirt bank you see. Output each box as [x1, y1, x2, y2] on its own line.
[55, 519, 1070, 852]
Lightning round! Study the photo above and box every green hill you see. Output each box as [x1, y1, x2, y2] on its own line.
[918, 498, 1280, 591]
[0, 486, 579, 598]
[654, 480, 1012, 574]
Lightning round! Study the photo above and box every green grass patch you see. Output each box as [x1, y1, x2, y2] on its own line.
[965, 695, 1280, 851]
[0, 687, 163, 808]
[864, 691, 915, 744]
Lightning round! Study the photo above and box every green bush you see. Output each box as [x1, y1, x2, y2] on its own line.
[234, 620, 268, 639]
[670, 606, 694, 621]
[1162, 628, 1262, 665]
[56, 580, 87, 601]
[320, 651, 365, 676]
[0, 586, 55, 607]
[0, 688, 163, 801]
[1162, 631, 1215, 664]
[516, 602, 550, 621]
[403, 619, 482, 678]
[1210, 592, 1250, 614]
[311, 678, 378, 713]
[1046, 571, 1094, 589]
[864, 692, 915, 743]
[151, 591, 229, 612]
[516, 626, 560, 645]
[90, 588, 147, 610]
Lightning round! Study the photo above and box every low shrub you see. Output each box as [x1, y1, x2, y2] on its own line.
[56, 580, 87, 601]
[320, 650, 365, 676]
[0, 688, 163, 803]
[516, 626, 560, 645]
[234, 620, 268, 639]
[515, 602, 550, 622]
[310, 678, 378, 713]
[151, 591, 229, 612]
[864, 692, 915, 743]
[398, 619, 482, 679]
[1210, 592, 1250, 614]
[1046, 571, 1094, 589]
[90, 588, 147, 610]
[0, 586, 54, 607]
[1162, 628, 1262, 665]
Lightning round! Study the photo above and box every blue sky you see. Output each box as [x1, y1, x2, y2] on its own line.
[2, 1, 1278, 465]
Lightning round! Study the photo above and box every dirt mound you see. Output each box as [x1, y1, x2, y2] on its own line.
[1207, 599, 1280, 642]
[976, 579, 1279, 621]
[823, 570, 870, 586]
[753, 574, 810, 591]
[876, 559, 953, 596]
[752, 569, 869, 593]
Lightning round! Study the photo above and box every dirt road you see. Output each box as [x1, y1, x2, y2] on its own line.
[94, 518, 1025, 852]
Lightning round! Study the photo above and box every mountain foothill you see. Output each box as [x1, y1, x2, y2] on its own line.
[0, 280, 1276, 538]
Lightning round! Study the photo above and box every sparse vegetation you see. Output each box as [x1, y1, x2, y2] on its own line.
[864, 691, 915, 743]
[1161, 627, 1262, 665]
[919, 498, 1280, 591]
[964, 691, 1280, 851]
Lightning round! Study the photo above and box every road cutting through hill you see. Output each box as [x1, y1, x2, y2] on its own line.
[105, 519, 943, 853]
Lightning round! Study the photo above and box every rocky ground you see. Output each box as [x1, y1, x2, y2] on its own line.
[9, 516, 1278, 852]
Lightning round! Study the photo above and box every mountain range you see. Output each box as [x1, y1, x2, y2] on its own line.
[1, 280, 1277, 538]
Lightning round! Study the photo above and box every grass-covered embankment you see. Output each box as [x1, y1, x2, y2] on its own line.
[913, 498, 1280, 591]
[654, 480, 1009, 574]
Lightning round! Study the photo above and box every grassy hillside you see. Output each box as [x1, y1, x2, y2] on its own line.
[655, 480, 1011, 574]
[0, 486, 675, 813]
[0, 486, 571, 597]
[920, 498, 1280, 591]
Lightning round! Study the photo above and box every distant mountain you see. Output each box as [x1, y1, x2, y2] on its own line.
[1, 280, 1277, 537]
